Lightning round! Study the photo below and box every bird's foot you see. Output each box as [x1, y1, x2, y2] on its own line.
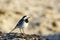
[20, 32, 25, 35]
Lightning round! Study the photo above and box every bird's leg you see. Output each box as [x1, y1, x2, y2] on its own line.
[22, 27, 24, 34]
[19, 28, 22, 33]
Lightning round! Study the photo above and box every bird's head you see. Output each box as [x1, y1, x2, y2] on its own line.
[23, 15, 30, 23]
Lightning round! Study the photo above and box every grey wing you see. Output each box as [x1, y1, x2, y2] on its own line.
[16, 19, 24, 28]
[9, 19, 24, 33]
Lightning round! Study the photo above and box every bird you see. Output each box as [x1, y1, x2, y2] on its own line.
[9, 15, 30, 33]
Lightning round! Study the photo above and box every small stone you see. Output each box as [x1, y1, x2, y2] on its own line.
[52, 22, 57, 27]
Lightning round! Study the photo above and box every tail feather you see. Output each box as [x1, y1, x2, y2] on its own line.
[9, 27, 16, 33]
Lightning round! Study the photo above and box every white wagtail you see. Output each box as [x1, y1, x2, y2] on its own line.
[9, 15, 30, 33]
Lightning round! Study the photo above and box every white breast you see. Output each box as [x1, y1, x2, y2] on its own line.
[23, 22, 28, 28]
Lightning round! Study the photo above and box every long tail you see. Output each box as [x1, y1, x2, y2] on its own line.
[9, 27, 16, 33]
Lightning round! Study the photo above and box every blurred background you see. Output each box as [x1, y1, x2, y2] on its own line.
[0, 0, 60, 36]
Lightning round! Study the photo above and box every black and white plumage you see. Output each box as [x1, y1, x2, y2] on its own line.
[9, 15, 30, 33]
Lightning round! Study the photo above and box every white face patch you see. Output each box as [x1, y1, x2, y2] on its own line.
[24, 16, 29, 20]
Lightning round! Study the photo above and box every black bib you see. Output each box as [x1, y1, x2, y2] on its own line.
[25, 19, 29, 23]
